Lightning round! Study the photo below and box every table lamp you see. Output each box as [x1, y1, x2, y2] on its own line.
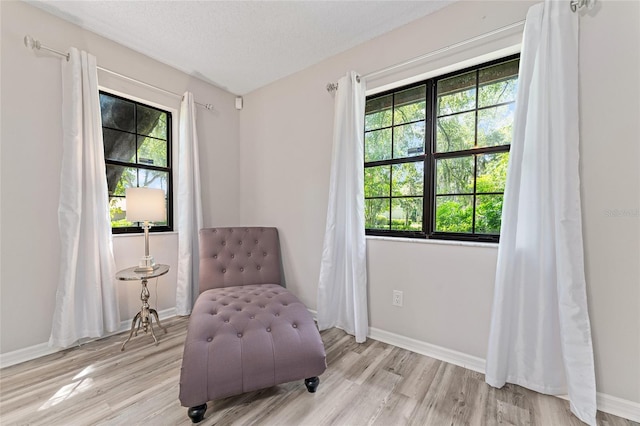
[125, 187, 166, 272]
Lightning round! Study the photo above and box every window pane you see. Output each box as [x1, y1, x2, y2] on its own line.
[478, 59, 519, 107]
[393, 122, 425, 158]
[391, 198, 423, 231]
[476, 195, 504, 234]
[437, 71, 476, 116]
[106, 165, 137, 196]
[101, 91, 173, 232]
[365, 95, 392, 131]
[109, 196, 133, 228]
[435, 195, 473, 233]
[365, 198, 390, 229]
[148, 113, 168, 140]
[365, 129, 392, 162]
[393, 86, 426, 125]
[436, 111, 475, 152]
[138, 169, 169, 192]
[100, 94, 135, 132]
[477, 104, 515, 148]
[364, 166, 390, 197]
[137, 104, 166, 139]
[103, 128, 135, 163]
[392, 162, 423, 196]
[477, 152, 509, 193]
[436, 156, 474, 195]
[137, 136, 167, 167]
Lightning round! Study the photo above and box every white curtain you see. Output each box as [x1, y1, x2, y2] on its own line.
[485, 2, 596, 425]
[317, 71, 368, 343]
[50, 48, 120, 348]
[176, 92, 203, 315]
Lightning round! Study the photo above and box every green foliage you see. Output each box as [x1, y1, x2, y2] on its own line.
[364, 59, 518, 235]
[109, 198, 133, 228]
[365, 198, 389, 229]
[475, 195, 503, 234]
[438, 71, 476, 115]
[393, 121, 424, 158]
[392, 163, 423, 196]
[436, 112, 475, 152]
[437, 157, 473, 194]
[364, 166, 390, 198]
[365, 129, 391, 162]
[476, 152, 508, 193]
[435, 197, 473, 233]
[391, 219, 422, 231]
[111, 218, 134, 228]
[392, 198, 422, 231]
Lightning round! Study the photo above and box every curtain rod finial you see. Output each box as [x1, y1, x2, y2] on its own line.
[570, 0, 596, 12]
[24, 35, 40, 51]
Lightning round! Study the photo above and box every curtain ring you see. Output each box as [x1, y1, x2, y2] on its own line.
[570, 0, 596, 13]
[570, 0, 579, 12]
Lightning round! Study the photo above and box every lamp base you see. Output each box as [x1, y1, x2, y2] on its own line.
[135, 256, 159, 273]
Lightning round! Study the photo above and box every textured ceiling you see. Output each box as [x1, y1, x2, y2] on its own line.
[27, 0, 453, 95]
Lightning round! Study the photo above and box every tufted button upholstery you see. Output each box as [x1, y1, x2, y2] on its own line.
[179, 227, 327, 409]
[179, 283, 326, 406]
[199, 227, 282, 293]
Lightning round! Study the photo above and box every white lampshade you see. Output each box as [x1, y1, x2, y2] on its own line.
[125, 187, 166, 223]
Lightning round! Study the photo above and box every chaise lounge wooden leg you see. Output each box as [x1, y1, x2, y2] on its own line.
[304, 376, 320, 393]
[187, 404, 207, 423]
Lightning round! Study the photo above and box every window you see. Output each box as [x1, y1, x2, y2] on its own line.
[100, 91, 173, 233]
[364, 55, 519, 242]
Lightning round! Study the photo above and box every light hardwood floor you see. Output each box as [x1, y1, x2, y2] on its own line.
[0, 317, 635, 426]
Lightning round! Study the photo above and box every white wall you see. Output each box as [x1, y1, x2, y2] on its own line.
[239, 0, 640, 406]
[578, 0, 640, 404]
[0, 1, 241, 353]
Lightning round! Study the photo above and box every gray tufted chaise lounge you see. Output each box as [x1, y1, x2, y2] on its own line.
[179, 227, 327, 423]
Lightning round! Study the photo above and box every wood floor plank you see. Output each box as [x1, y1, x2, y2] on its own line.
[396, 354, 441, 402]
[0, 317, 635, 426]
[407, 361, 455, 425]
[370, 390, 418, 426]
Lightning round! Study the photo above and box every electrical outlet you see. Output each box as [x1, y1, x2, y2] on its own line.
[392, 290, 403, 307]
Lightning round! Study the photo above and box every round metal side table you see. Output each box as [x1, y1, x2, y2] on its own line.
[116, 264, 169, 351]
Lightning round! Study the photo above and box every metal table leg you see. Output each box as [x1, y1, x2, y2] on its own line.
[121, 278, 165, 350]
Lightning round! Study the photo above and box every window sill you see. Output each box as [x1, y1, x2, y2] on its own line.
[366, 235, 498, 249]
[113, 231, 178, 238]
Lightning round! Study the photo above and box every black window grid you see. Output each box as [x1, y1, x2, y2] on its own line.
[364, 54, 519, 243]
[101, 91, 173, 234]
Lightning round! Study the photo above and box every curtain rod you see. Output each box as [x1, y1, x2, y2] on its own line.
[326, 19, 525, 93]
[23, 35, 215, 111]
[326, 0, 596, 93]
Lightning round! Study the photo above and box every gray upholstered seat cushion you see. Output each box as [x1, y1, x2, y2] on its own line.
[179, 285, 326, 407]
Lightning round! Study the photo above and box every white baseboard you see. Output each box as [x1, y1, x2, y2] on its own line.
[555, 393, 640, 423]
[596, 393, 640, 423]
[367, 326, 486, 374]
[0, 307, 177, 369]
[0, 342, 60, 370]
[309, 308, 484, 373]
[308, 309, 639, 422]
